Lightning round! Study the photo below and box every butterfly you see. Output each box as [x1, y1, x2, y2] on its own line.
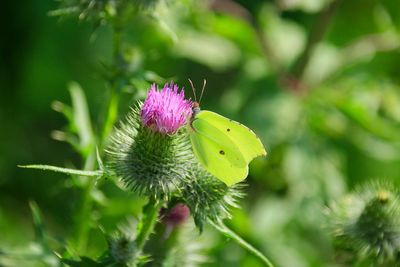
[187, 80, 267, 186]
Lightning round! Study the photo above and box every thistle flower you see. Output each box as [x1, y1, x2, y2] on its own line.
[141, 83, 192, 134]
[107, 83, 193, 199]
[328, 180, 400, 265]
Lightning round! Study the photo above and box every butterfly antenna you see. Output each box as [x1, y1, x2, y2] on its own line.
[199, 79, 206, 104]
[188, 78, 197, 102]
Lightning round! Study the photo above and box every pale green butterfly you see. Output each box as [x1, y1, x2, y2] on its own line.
[187, 80, 267, 186]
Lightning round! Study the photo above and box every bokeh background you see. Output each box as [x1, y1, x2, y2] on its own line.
[1, 0, 400, 266]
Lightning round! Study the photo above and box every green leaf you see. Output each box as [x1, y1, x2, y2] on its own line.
[258, 4, 306, 66]
[29, 201, 46, 246]
[173, 31, 241, 71]
[68, 81, 94, 154]
[136, 199, 163, 251]
[335, 96, 400, 141]
[101, 90, 119, 144]
[19, 165, 103, 177]
[51, 100, 73, 123]
[96, 147, 104, 171]
[149, 14, 178, 43]
[277, 0, 332, 13]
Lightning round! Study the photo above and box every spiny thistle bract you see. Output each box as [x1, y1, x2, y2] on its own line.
[182, 162, 244, 231]
[106, 82, 243, 228]
[328, 180, 400, 266]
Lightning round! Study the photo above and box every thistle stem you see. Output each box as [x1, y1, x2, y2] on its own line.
[100, 89, 119, 147]
[100, 26, 122, 148]
[75, 151, 96, 252]
[18, 164, 102, 177]
[136, 199, 163, 251]
[210, 221, 275, 267]
[76, 10, 125, 254]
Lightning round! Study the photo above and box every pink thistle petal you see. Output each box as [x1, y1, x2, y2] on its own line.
[141, 82, 193, 134]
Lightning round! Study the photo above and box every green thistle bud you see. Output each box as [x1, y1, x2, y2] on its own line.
[182, 162, 243, 231]
[109, 235, 136, 264]
[328, 180, 400, 265]
[105, 219, 139, 265]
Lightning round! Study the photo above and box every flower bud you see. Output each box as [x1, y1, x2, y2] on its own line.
[182, 162, 243, 231]
[162, 203, 191, 228]
[328, 181, 400, 265]
[109, 235, 136, 264]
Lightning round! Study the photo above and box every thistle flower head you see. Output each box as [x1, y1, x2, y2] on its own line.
[141, 82, 192, 134]
[107, 103, 193, 200]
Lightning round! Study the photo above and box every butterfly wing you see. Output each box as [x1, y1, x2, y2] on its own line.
[197, 111, 267, 164]
[190, 115, 248, 186]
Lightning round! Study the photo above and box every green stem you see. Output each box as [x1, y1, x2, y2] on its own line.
[75, 151, 96, 252]
[100, 26, 122, 148]
[75, 13, 125, 254]
[136, 199, 163, 252]
[210, 221, 275, 267]
[100, 89, 119, 147]
[18, 164, 102, 177]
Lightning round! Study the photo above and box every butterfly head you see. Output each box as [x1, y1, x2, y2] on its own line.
[192, 101, 201, 116]
[188, 78, 206, 118]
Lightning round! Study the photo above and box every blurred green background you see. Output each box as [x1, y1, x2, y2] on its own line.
[2, 0, 400, 266]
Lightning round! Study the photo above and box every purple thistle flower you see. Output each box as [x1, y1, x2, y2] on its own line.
[141, 82, 192, 134]
[162, 203, 191, 227]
